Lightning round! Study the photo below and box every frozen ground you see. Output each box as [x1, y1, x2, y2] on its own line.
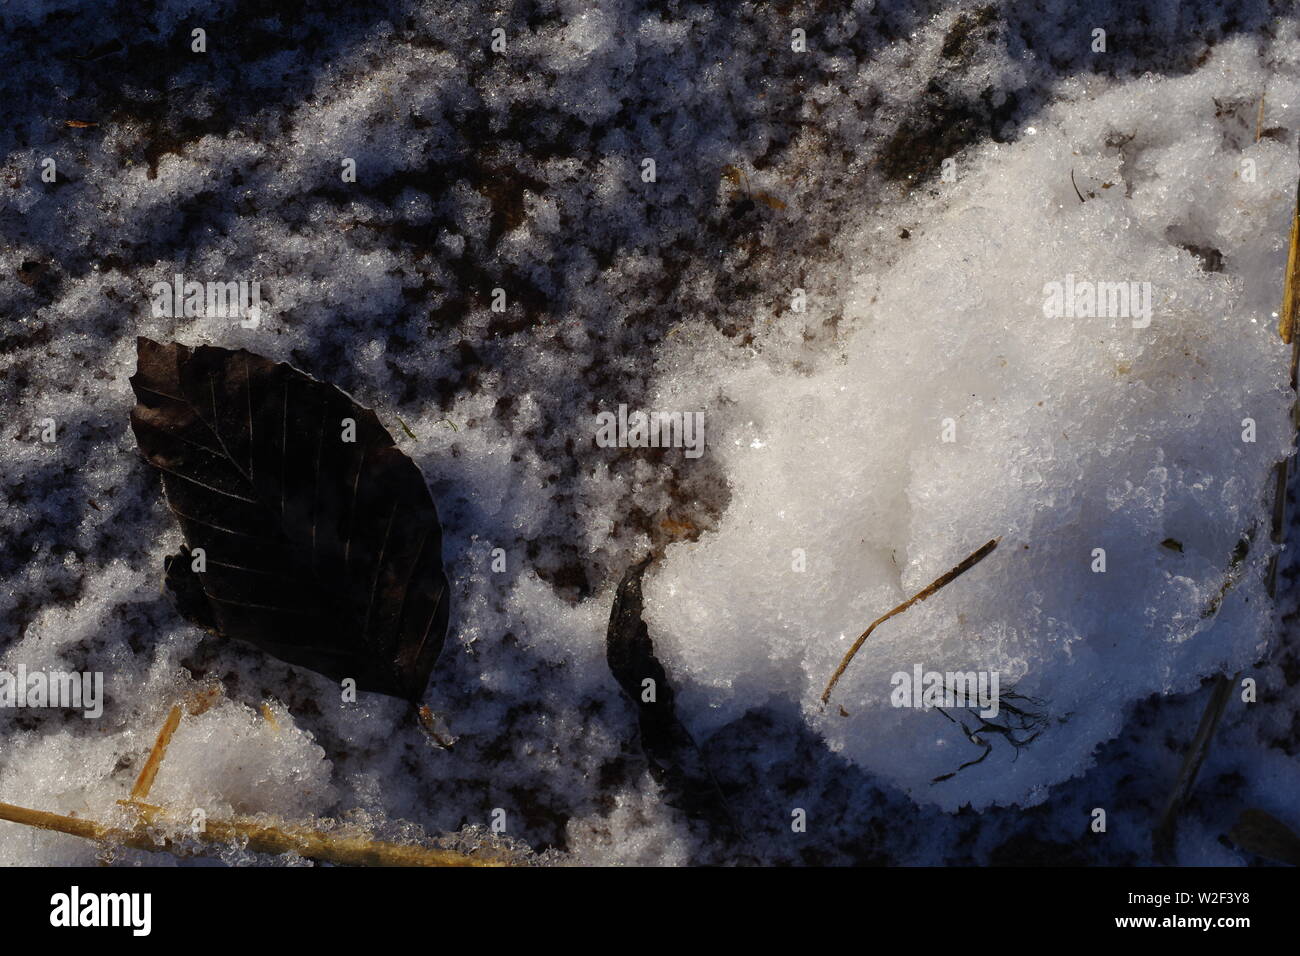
[3, 0, 1300, 865]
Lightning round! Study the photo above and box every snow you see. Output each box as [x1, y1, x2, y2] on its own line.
[646, 46, 1299, 808]
[2, 0, 1300, 865]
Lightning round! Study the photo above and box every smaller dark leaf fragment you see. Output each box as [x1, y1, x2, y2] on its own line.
[606, 558, 734, 835]
[1228, 808, 1300, 866]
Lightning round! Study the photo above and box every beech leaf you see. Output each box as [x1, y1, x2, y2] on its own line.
[129, 337, 451, 701]
[606, 558, 734, 831]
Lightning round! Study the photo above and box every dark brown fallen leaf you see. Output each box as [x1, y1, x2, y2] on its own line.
[129, 337, 451, 701]
[64, 120, 98, 128]
[606, 558, 735, 838]
[1228, 808, 1300, 866]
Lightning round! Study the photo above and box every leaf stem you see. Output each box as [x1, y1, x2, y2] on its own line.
[820, 537, 1001, 705]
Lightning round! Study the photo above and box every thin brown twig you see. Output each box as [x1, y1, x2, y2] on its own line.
[820, 537, 1001, 705]
[1153, 671, 1236, 859]
[1070, 169, 1086, 203]
[128, 705, 181, 804]
[0, 800, 509, 867]
[30, 695, 510, 866]
[1278, 175, 1300, 347]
